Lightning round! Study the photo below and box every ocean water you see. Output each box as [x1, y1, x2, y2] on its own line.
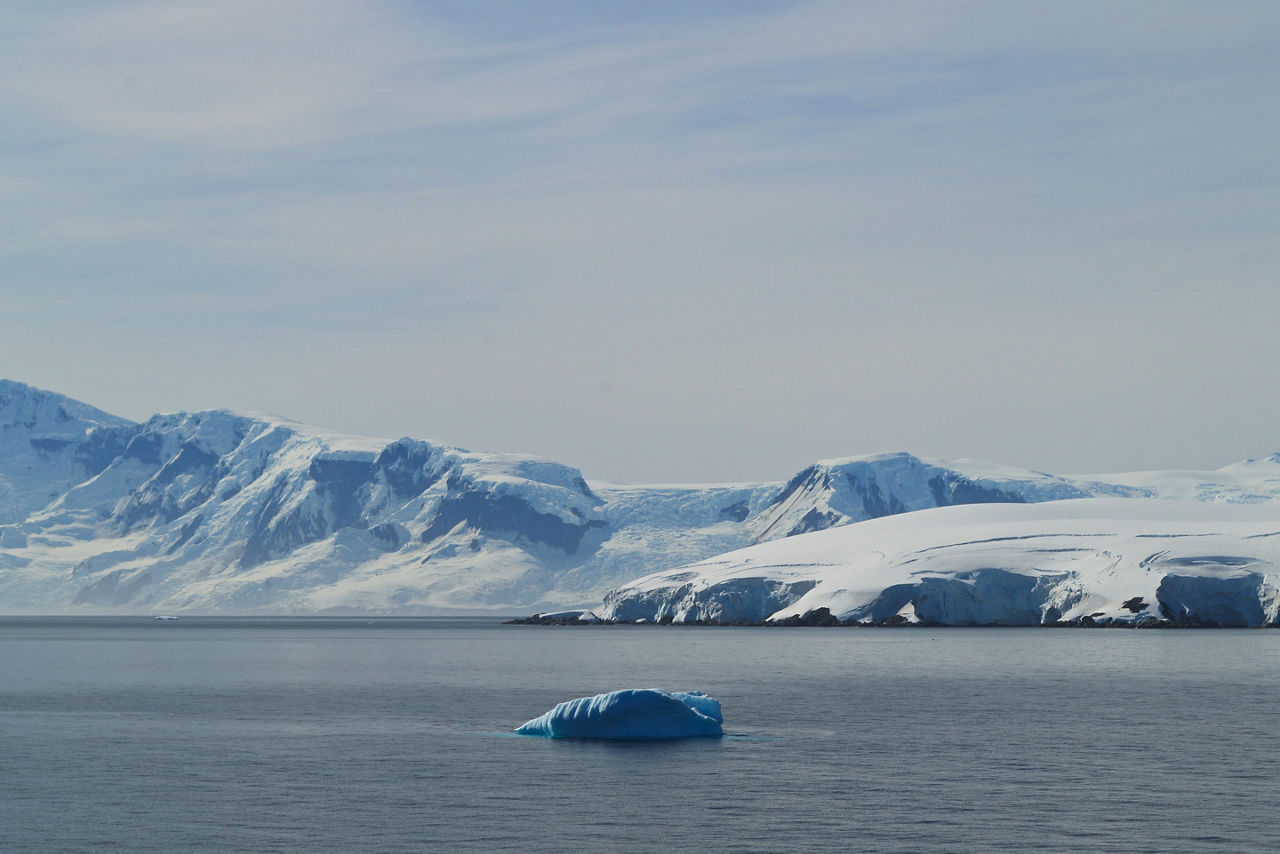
[3, 618, 1279, 852]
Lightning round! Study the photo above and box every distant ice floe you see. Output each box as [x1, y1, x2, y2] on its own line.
[515, 690, 724, 739]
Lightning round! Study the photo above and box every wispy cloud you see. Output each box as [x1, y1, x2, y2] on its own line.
[3, 1, 1278, 479]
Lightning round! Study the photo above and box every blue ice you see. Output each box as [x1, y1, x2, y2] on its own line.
[515, 689, 724, 740]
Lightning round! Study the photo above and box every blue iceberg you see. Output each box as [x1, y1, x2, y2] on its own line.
[515, 689, 724, 740]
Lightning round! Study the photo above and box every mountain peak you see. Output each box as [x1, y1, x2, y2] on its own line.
[0, 379, 134, 433]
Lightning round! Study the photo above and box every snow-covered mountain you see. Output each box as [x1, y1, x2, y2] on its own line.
[0, 381, 134, 526]
[0, 381, 777, 613]
[600, 499, 1280, 627]
[0, 379, 1277, 615]
[744, 452, 1138, 542]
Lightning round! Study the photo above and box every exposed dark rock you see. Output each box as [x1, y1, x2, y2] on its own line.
[27, 437, 73, 455]
[928, 474, 1025, 507]
[117, 443, 221, 530]
[788, 508, 840, 536]
[505, 612, 605, 626]
[572, 476, 599, 501]
[766, 607, 840, 627]
[368, 523, 403, 550]
[166, 515, 204, 554]
[371, 439, 444, 498]
[771, 465, 823, 507]
[121, 433, 163, 466]
[420, 491, 605, 554]
[72, 426, 135, 478]
[239, 476, 310, 568]
[849, 474, 906, 518]
[720, 500, 750, 522]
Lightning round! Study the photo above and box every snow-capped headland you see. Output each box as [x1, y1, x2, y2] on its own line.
[599, 499, 1280, 627]
[1, 379, 1278, 619]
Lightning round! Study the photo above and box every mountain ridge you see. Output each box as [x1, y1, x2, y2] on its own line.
[0, 380, 1276, 615]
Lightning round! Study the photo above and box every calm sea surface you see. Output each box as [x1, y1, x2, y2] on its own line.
[2, 618, 1278, 852]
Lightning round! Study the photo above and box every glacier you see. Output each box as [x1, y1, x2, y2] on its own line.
[2, 378, 1280, 616]
[600, 499, 1280, 627]
[515, 690, 724, 739]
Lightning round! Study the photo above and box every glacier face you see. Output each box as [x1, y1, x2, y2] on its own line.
[1, 379, 1279, 616]
[599, 499, 1280, 627]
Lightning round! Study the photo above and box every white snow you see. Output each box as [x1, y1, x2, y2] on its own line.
[0, 380, 135, 525]
[1072, 459, 1280, 504]
[4, 379, 1280, 617]
[601, 499, 1280, 626]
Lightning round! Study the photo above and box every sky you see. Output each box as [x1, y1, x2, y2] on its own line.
[3, 1, 1278, 483]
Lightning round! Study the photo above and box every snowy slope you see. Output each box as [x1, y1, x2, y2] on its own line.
[0, 382, 781, 612]
[0, 380, 134, 526]
[3, 410, 612, 612]
[1, 380, 1279, 615]
[746, 452, 1132, 542]
[1072, 455, 1280, 504]
[599, 499, 1280, 626]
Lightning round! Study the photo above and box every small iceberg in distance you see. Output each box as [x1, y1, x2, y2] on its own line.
[515, 689, 724, 740]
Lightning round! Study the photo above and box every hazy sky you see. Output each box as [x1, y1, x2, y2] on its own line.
[4, 1, 1278, 482]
